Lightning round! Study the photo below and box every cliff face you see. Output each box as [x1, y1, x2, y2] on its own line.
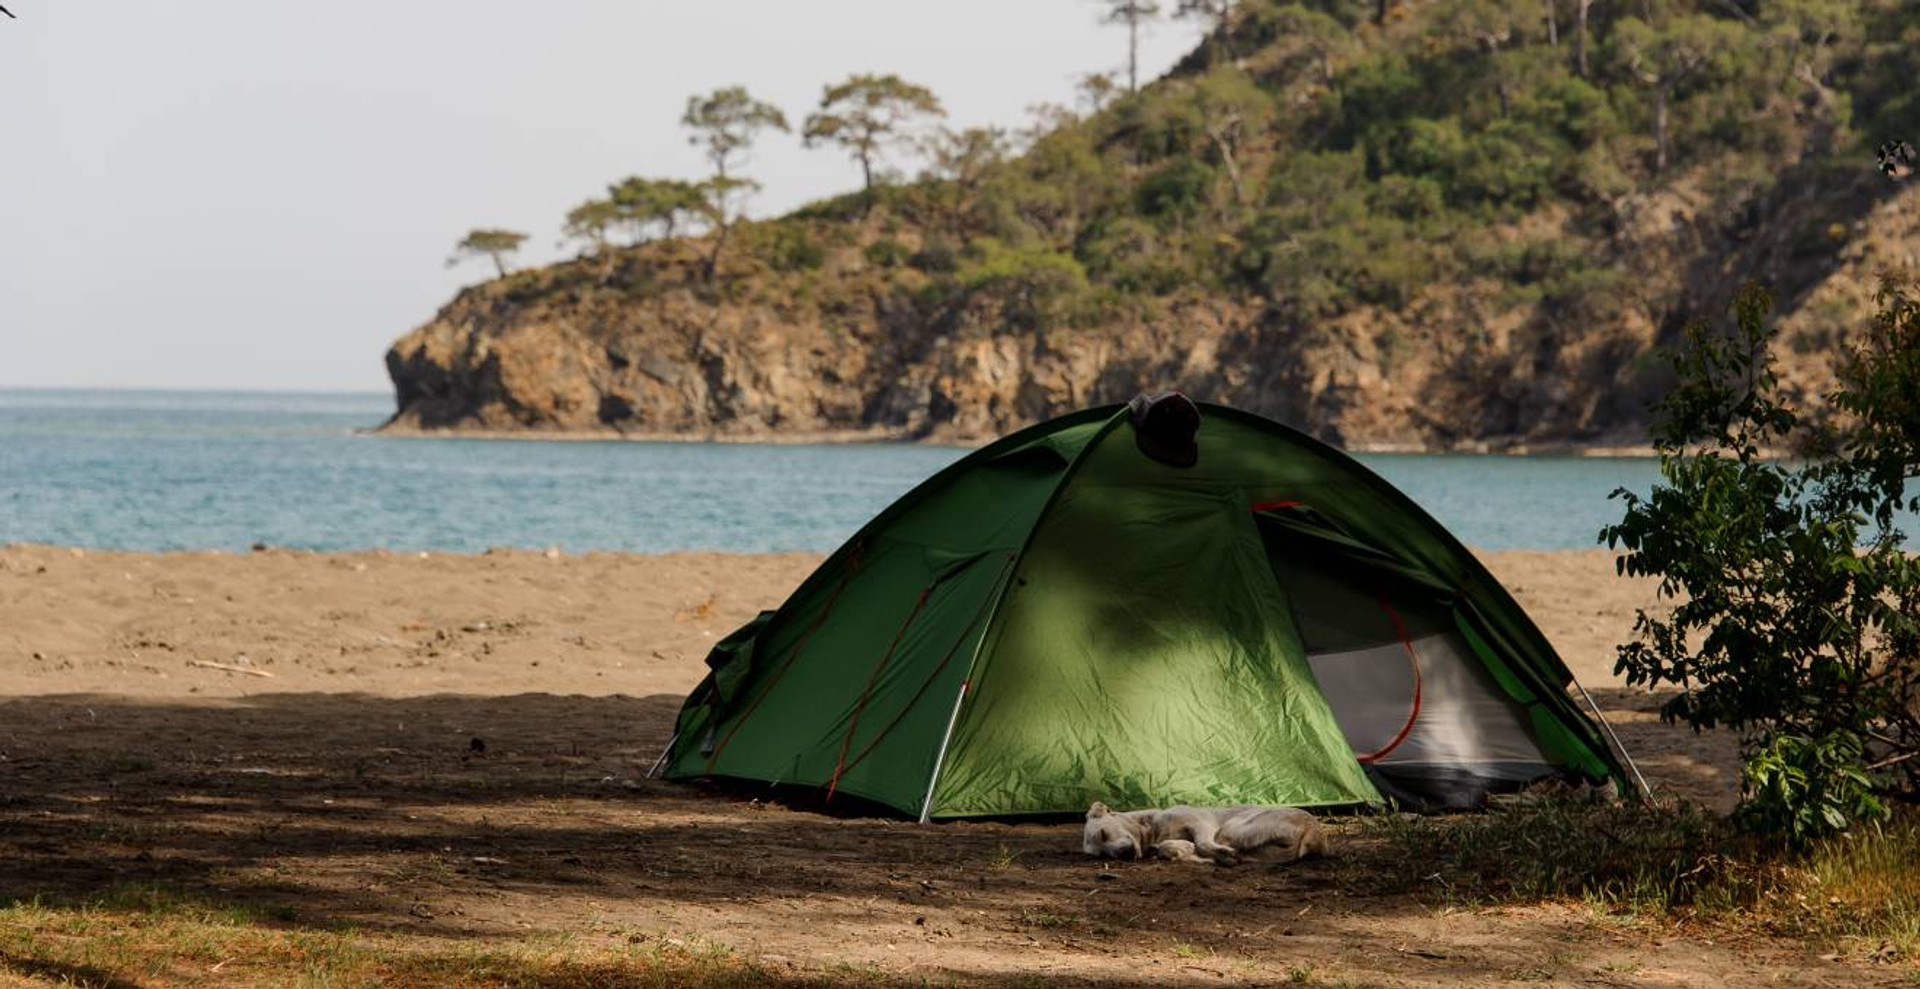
[385, 179, 1917, 448]
[383, 267, 1545, 448]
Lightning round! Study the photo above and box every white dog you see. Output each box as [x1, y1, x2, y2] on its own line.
[1082, 802, 1327, 865]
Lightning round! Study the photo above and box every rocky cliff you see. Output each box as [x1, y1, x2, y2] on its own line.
[385, 180, 1917, 449]
[384, 4, 1920, 449]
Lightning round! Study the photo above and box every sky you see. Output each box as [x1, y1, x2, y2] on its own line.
[0, 2, 1202, 393]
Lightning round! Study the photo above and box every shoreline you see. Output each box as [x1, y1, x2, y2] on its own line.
[366, 422, 1660, 458]
[364, 423, 951, 447]
[0, 542, 1636, 562]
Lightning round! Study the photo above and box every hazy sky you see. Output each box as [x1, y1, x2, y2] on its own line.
[1, 2, 1201, 393]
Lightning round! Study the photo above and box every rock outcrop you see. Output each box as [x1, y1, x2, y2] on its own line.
[385, 179, 1918, 449]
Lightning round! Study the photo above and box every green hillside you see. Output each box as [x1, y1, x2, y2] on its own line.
[386, 0, 1920, 448]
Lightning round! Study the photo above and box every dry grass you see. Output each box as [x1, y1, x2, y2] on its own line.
[0, 886, 892, 989]
[1803, 815, 1920, 956]
[1356, 793, 1920, 961]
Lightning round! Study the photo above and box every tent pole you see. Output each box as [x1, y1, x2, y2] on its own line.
[1570, 679, 1651, 800]
[644, 732, 678, 780]
[917, 680, 970, 824]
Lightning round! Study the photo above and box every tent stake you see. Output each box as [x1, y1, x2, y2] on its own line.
[918, 680, 970, 824]
[644, 732, 678, 780]
[1570, 679, 1651, 799]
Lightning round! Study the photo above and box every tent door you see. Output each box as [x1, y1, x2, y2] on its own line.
[1252, 507, 1564, 810]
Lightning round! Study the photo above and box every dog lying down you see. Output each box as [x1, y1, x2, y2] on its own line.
[1082, 802, 1328, 865]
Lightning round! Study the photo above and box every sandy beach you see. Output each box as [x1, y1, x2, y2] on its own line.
[0, 544, 1733, 801]
[0, 545, 1812, 987]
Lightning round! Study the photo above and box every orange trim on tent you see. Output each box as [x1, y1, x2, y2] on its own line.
[708, 548, 863, 769]
[1356, 597, 1423, 764]
[828, 583, 933, 800]
[835, 553, 1018, 783]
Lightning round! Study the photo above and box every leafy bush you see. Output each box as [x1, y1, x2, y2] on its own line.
[863, 238, 912, 269]
[1376, 117, 1561, 214]
[1135, 156, 1215, 221]
[1246, 211, 1436, 315]
[1510, 63, 1617, 149]
[909, 233, 961, 274]
[1075, 215, 1192, 295]
[756, 223, 827, 272]
[1603, 281, 1920, 843]
[1367, 174, 1445, 222]
[1237, 149, 1441, 310]
[958, 237, 1091, 333]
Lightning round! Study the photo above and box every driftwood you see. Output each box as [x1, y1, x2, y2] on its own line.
[187, 659, 273, 678]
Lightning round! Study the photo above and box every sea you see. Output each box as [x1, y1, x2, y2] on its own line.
[0, 389, 1672, 554]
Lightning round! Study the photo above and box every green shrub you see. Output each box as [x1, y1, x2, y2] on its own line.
[1368, 174, 1445, 221]
[1248, 212, 1436, 314]
[1076, 216, 1190, 295]
[1136, 156, 1215, 221]
[1602, 280, 1920, 842]
[1375, 117, 1560, 214]
[759, 224, 827, 272]
[863, 238, 911, 269]
[909, 233, 961, 274]
[959, 237, 1091, 333]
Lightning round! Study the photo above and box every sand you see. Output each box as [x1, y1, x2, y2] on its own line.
[0, 545, 1836, 987]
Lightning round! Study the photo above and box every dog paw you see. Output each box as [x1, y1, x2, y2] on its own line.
[1151, 839, 1206, 863]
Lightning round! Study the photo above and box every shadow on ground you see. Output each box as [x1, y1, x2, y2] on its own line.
[1582, 686, 1740, 809]
[0, 690, 1764, 987]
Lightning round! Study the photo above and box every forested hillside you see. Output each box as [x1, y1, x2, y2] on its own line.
[385, 0, 1920, 448]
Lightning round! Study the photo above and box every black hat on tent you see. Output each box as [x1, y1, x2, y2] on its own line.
[1128, 391, 1200, 467]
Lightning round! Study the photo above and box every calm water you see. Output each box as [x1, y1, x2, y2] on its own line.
[0, 389, 1667, 553]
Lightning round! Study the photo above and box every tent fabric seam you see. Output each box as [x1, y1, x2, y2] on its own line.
[827, 581, 934, 801]
[920, 410, 1135, 819]
[838, 553, 1018, 785]
[705, 547, 862, 769]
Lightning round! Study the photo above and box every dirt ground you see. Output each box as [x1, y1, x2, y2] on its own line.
[0, 545, 1890, 987]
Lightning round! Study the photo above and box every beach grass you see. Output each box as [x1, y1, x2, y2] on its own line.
[0, 884, 891, 988]
[1356, 795, 1920, 960]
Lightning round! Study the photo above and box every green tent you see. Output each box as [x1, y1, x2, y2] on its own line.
[658, 400, 1635, 819]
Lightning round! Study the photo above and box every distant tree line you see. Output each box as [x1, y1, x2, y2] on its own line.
[443, 0, 1206, 280]
[449, 72, 951, 281]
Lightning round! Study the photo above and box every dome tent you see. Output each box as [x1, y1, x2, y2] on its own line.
[657, 399, 1637, 819]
